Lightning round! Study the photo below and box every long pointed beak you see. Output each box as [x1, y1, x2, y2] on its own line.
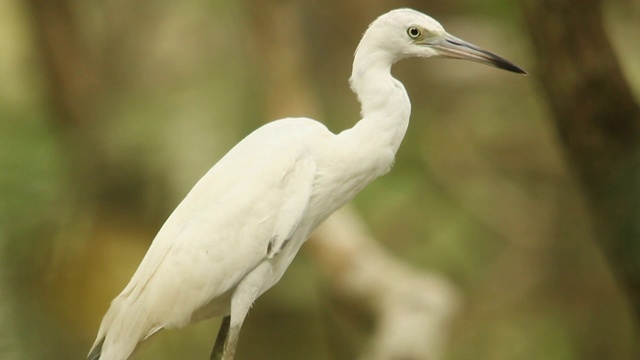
[428, 34, 527, 74]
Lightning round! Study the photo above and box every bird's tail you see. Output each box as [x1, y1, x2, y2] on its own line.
[87, 295, 160, 360]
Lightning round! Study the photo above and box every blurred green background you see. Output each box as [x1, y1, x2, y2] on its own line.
[1, 0, 639, 359]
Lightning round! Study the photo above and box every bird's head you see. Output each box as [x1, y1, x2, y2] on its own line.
[360, 8, 526, 74]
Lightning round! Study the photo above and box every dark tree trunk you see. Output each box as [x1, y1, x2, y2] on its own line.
[521, 0, 640, 322]
[27, 0, 150, 213]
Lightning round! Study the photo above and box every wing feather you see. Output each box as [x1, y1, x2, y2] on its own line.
[91, 118, 328, 359]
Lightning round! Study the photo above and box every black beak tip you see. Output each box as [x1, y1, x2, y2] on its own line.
[498, 61, 528, 75]
[511, 65, 528, 75]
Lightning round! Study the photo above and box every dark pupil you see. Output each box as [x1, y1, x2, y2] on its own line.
[410, 28, 419, 37]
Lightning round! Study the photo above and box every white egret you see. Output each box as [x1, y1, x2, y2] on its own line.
[88, 8, 525, 360]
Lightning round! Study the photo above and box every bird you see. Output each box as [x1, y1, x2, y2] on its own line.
[88, 8, 525, 360]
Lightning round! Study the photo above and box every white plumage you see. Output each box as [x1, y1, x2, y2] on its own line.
[89, 8, 524, 360]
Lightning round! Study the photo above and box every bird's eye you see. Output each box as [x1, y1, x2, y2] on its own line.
[407, 26, 422, 39]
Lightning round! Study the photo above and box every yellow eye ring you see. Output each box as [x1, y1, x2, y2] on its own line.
[407, 26, 422, 39]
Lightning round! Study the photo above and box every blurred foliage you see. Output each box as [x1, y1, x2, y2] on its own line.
[0, 0, 638, 359]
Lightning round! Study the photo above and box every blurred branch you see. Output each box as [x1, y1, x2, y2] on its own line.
[247, 1, 460, 358]
[521, 0, 640, 321]
[310, 208, 460, 360]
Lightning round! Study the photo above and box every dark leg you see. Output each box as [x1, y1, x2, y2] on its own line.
[210, 316, 231, 360]
[212, 264, 268, 359]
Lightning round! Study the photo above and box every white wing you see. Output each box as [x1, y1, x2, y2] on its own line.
[90, 118, 328, 359]
[127, 118, 324, 319]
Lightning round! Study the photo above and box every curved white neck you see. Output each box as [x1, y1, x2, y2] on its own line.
[340, 40, 411, 158]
